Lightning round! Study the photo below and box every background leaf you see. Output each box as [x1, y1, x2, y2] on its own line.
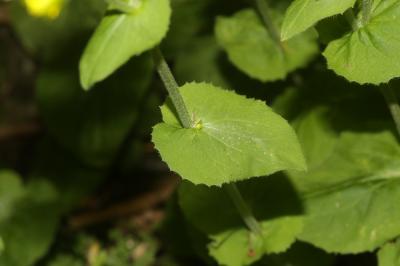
[37, 55, 153, 168]
[215, 8, 318, 82]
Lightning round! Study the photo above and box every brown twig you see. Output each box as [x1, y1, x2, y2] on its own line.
[68, 175, 180, 230]
[0, 122, 41, 140]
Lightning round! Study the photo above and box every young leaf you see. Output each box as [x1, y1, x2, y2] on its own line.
[215, 9, 318, 83]
[324, 0, 400, 84]
[281, 0, 356, 40]
[178, 176, 303, 266]
[152, 82, 306, 186]
[79, 0, 170, 89]
[378, 240, 400, 266]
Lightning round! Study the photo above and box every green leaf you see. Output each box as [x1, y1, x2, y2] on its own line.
[0, 171, 25, 221]
[324, 0, 400, 84]
[178, 176, 303, 266]
[215, 9, 318, 82]
[281, 0, 356, 40]
[209, 217, 303, 266]
[79, 0, 171, 89]
[378, 240, 400, 266]
[288, 109, 400, 252]
[152, 82, 306, 186]
[0, 176, 60, 266]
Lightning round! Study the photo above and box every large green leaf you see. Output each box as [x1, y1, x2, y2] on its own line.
[215, 9, 318, 82]
[378, 240, 400, 266]
[178, 176, 303, 266]
[324, 0, 400, 84]
[283, 105, 400, 253]
[79, 0, 171, 89]
[269, 74, 400, 253]
[152, 82, 306, 186]
[298, 131, 400, 253]
[281, 0, 356, 40]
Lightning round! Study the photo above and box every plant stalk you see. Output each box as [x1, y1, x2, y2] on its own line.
[362, 0, 373, 26]
[152, 48, 193, 129]
[224, 183, 263, 235]
[380, 85, 400, 137]
[344, 9, 358, 31]
[105, 0, 139, 13]
[253, 0, 284, 51]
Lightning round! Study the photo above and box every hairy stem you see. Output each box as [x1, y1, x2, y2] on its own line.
[153, 48, 262, 234]
[380, 85, 400, 137]
[344, 9, 358, 31]
[362, 0, 373, 25]
[253, 0, 284, 51]
[105, 0, 139, 13]
[152, 48, 193, 128]
[224, 183, 263, 235]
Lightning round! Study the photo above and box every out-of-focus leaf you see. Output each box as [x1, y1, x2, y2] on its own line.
[215, 9, 318, 82]
[37, 55, 152, 168]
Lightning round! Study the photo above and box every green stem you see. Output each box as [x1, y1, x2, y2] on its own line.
[362, 0, 373, 25]
[344, 9, 358, 31]
[253, 0, 284, 51]
[380, 85, 400, 137]
[105, 0, 139, 13]
[152, 48, 193, 129]
[224, 183, 263, 235]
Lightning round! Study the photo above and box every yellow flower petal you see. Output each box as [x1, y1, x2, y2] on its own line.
[24, 0, 65, 19]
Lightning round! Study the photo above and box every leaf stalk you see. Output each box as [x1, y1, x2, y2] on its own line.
[361, 0, 373, 26]
[152, 48, 193, 129]
[105, 0, 140, 13]
[224, 183, 263, 235]
[253, 0, 284, 51]
[344, 9, 359, 31]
